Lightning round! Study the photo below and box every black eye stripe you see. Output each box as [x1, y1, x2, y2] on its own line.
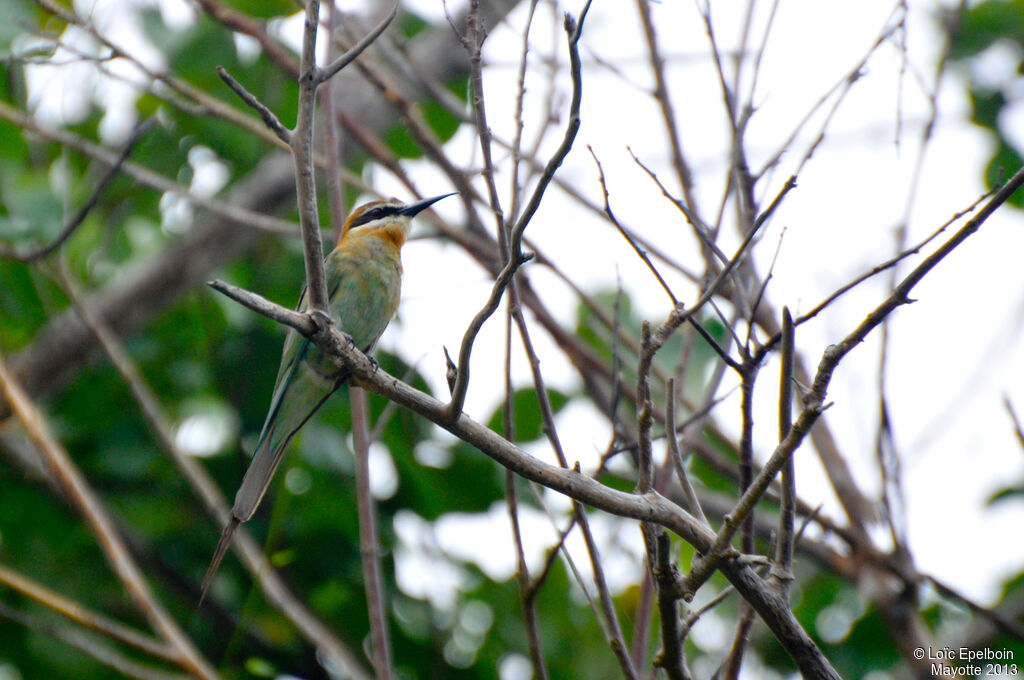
[351, 205, 400, 228]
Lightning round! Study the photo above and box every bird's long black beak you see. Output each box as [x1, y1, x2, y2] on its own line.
[399, 192, 456, 216]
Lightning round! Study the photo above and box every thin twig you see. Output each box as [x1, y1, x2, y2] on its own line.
[721, 604, 755, 680]
[634, 0, 701, 229]
[0, 120, 149, 261]
[575, 484, 640, 680]
[756, 7, 904, 178]
[589, 146, 678, 306]
[760, 185, 997, 357]
[666, 379, 708, 526]
[444, 2, 592, 421]
[216, 66, 292, 144]
[928, 574, 1024, 642]
[500, 299, 550, 680]
[507, 472, 550, 680]
[629, 569, 655, 671]
[317, 2, 398, 84]
[637, 322, 656, 494]
[508, 0, 543, 224]
[627, 148, 728, 267]
[684, 163, 1024, 597]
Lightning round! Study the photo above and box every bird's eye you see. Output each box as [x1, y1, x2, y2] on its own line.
[350, 204, 400, 229]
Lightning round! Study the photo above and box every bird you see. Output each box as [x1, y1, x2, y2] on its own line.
[200, 192, 455, 602]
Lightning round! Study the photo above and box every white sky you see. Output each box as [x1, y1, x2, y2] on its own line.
[21, 0, 1024, 616]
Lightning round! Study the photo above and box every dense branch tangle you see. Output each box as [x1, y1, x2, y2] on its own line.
[202, 2, 848, 674]
[5, 1, 1024, 679]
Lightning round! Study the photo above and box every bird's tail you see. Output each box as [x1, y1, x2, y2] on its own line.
[199, 515, 240, 606]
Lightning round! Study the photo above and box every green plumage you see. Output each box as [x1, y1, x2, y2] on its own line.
[234, 230, 403, 521]
[200, 193, 453, 603]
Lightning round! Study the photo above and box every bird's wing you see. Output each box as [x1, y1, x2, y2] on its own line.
[230, 271, 350, 522]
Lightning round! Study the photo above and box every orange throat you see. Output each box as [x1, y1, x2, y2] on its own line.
[372, 223, 407, 249]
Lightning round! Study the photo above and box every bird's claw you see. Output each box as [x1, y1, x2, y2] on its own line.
[368, 356, 380, 376]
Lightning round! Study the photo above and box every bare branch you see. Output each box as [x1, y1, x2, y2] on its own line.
[444, 2, 591, 420]
[0, 358, 220, 680]
[216, 66, 292, 144]
[317, 2, 398, 83]
[686, 162, 1024, 597]
[651, 531, 689, 680]
[666, 379, 708, 526]
[207, 279, 315, 335]
[0, 563, 173, 662]
[590, 146, 678, 306]
[772, 307, 796, 588]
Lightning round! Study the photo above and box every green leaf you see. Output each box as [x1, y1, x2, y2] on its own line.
[0, 0, 38, 53]
[985, 144, 1024, 205]
[952, 0, 1024, 60]
[222, 0, 295, 20]
[484, 387, 570, 442]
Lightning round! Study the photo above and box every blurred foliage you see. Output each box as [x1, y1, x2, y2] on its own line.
[951, 0, 1024, 206]
[0, 2, 1022, 679]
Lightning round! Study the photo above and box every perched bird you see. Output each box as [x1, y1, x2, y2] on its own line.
[201, 193, 455, 601]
